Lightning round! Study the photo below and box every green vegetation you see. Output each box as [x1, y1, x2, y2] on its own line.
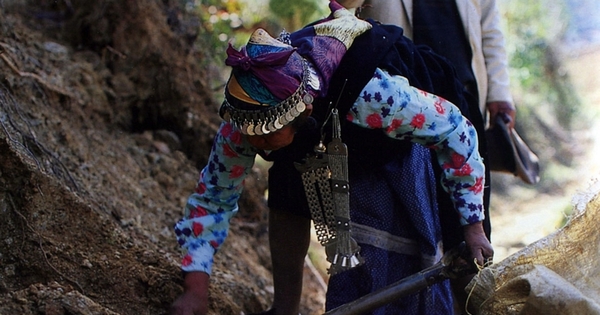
[495, 0, 591, 195]
[501, 0, 583, 130]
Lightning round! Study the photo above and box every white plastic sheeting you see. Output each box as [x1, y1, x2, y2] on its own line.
[467, 180, 600, 315]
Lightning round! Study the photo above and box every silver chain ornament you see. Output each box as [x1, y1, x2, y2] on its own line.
[295, 108, 363, 275]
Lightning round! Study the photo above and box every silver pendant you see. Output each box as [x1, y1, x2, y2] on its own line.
[254, 123, 264, 135]
[268, 120, 278, 132]
[279, 114, 289, 126]
[291, 106, 300, 117]
[285, 111, 295, 122]
[296, 101, 306, 113]
[261, 123, 270, 135]
[246, 122, 255, 136]
[303, 94, 314, 105]
[274, 119, 284, 130]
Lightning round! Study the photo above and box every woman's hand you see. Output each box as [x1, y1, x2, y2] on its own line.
[169, 272, 210, 315]
[463, 222, 494, 268]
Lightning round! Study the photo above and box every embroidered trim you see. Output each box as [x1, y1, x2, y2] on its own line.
[351, 223, 444, 267]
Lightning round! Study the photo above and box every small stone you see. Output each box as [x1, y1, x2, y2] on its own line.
[81, 259, 92, 268]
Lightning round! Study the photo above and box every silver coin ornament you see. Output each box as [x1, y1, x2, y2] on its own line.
[254, 123, 264, 135]
[296, 101, 306, 113]
[280, 114, 289, 125]
[303, 94, 314, 105]
[246, 122, 255, 136]
[222, 57, 317, 136]
[274, 119, 284, 130]
[261, 123, 270, 135]
[285, 111, 295, 122]
[268, 120, 277, 132]
[290, 106, 300, 117]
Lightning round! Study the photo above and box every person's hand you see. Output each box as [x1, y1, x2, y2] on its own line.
[463, 222, 494, 268]
[169, 272, 210, 315]
[487, 101, 516, 129]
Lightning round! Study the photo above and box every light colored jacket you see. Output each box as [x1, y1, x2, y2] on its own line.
[362, 0, 513, 119]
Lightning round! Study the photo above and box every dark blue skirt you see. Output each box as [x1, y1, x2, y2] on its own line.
[325, 144, 453, 315]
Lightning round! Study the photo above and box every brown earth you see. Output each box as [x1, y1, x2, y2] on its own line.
[0, 1, 325, 315]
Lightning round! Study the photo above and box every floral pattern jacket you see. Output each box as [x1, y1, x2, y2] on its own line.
[174, 68, 485, 274]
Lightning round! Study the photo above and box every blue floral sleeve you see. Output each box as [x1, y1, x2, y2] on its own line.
[347, 68, 485, 225]
[174, 122, 258, 274]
